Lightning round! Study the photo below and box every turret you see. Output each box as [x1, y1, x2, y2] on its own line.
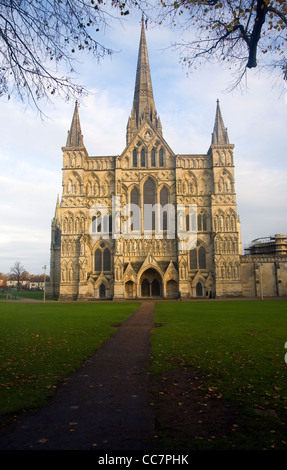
[64, 101, 85, 149]
[211, 99, 230, 145]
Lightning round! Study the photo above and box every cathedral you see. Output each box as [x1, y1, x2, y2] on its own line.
[47, 19, 246, 301]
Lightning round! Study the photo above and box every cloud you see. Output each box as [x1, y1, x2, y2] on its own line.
[236, 159, 287, 247]
[0, 158, 60, 274]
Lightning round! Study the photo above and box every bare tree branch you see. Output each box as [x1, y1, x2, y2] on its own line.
[10, 261, 27, 290]
[155, 0, 287, 88]
[0, 0, 136, 114]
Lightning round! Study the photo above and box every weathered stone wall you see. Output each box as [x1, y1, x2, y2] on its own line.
[240, 255, 287, 297]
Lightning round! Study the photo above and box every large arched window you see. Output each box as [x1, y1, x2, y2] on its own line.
[144, 178, 156, 205]
[144, 178, 156, 231]
[198, 246, 206, 269]
[94, 243, 111, 272]
[189, 244, 206, 270]
[94, 248, 102, 271]
[160, 187, 169, 205]
[130, 187, 139, 206]
[103, 248, 111, 271]
[190, 248, 197, 269]
[130, 187, 140, 231]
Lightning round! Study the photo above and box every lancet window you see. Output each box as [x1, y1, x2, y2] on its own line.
[151, 148, 156, 167]
[198, 210, 207, 231]
[190, 243, 206, 270]
[159, 148, 164, 166]
[143, 177, 156, 231]
[94, 243, 111, 272]
[141, 149, 146, 167]
[133, 149, 138, 167]
[160, 186, 169, 230]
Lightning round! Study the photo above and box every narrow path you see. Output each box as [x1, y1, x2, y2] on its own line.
[0, 301, 155, 450]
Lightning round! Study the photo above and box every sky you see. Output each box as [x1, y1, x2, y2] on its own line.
[0, 10, 286, 275]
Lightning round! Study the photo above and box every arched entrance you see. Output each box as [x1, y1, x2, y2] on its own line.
[166, 279, 178, 298]
[140, 268, 162, 297]
[99, 283, 106, 298]
[151, 279, 160, 296]
[125, 280, 135, 298]
[141, 279, 150, 297]
[196, 281, 203, 297]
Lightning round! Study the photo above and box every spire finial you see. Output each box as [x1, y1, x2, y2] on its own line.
[65, 100, 84, 148]
[212, 99, 229, 145]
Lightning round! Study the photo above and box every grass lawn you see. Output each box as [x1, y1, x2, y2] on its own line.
[0, 290, 57, 301]
[0, 302, 139, 418]
[1, 299, 286, 450]
[150, 299, 287, 450]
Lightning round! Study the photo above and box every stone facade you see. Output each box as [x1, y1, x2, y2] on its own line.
[47, 20, 286, 300]
[240, 235, 287, 297]
[240, 255, 287, 298]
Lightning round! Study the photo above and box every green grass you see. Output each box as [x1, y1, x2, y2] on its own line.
[0, 289, 57, 301]
[150, 299, 287, 450]
[1, 299, 287, 450]
[0, 302, 139, 417]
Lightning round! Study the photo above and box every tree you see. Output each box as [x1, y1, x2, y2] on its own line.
[0, 272, 8, 289]
[10, 261, 28, 290]
[157, 0, 287, 87]
[2, 1, 285, 112]
[0, 0, 132, 113]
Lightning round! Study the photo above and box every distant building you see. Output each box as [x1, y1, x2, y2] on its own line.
[245, 234, 287, 256]
[6, 275, 49, 290]
[7, 279, 29, 289]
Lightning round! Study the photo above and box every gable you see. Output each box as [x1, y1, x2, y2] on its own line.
[120, 120, 175, 170]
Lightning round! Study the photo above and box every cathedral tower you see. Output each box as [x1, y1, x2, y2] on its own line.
[209, 100, 242, 296]
[47, 20, 242, 300]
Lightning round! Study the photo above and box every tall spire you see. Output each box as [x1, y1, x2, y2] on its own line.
[54, 194, 60, 217]
[65, 101, 84, 148]
[127, 17, 161, 143]
[212, 100, 229, 145]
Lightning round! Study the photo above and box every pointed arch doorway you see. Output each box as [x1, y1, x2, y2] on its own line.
[140, 268, 162, 298]
[99, 283, 106, 298]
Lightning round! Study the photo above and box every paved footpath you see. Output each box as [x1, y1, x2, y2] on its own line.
[0, 302, 155, 450]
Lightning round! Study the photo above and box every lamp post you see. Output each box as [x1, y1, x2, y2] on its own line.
[42, 265, 47, 303]
[260, 263, 264, 300]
